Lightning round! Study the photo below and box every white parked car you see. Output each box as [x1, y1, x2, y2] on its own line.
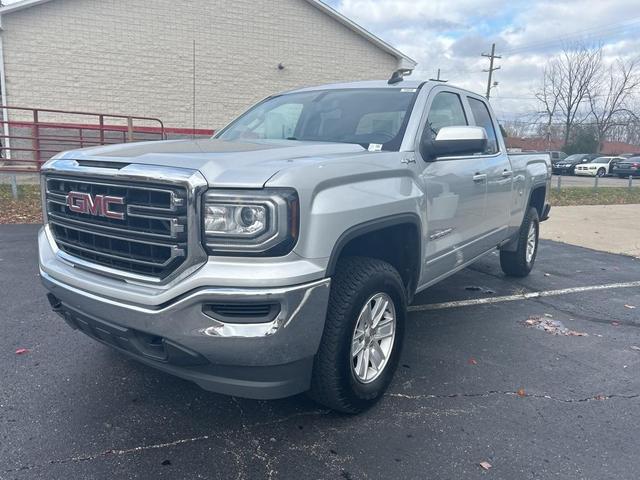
[574, 156, 624, 177]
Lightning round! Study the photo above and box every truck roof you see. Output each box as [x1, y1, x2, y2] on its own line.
[284, 79, 484, 99]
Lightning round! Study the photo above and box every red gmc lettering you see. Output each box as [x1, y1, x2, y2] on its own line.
[66, 192, 125, 220]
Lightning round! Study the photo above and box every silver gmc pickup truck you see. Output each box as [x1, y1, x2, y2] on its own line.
[39, 76, 551, 413]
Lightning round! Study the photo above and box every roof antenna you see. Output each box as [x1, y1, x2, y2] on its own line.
[388, 68, 413, 85]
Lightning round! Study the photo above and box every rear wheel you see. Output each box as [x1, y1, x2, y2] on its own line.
[309, 257, 406, 414]
[500, 207, 539, 277]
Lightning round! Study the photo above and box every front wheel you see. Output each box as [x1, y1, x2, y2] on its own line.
[309, 257, 406, 413]
[500, 207, 540, 277]
[597, 168, 606, 177]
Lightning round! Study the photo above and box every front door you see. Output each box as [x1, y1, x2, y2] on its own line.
[415, 90, 489, 285]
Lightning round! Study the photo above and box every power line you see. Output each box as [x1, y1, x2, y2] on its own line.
[482, 43, 501, 100]
[502, 16, 640, 55]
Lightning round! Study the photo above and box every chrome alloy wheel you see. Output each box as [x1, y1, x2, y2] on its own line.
[350, 293, 397, 383]
[526, 221, 537, 263]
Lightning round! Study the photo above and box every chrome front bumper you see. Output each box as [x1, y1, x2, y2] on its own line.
[39, 227, 332, 399]
[574, 170, 597, 176]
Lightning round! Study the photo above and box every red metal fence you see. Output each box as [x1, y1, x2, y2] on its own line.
[0, 106, 177, 173]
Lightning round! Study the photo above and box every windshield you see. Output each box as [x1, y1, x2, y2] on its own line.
[589, 157, 609, 163]
[216, 88, 420, 151]
[564, 154, 584, 162]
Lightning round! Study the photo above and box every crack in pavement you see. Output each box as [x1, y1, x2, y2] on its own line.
[387, 391, 640, 403]
[2, 409, 330, 475]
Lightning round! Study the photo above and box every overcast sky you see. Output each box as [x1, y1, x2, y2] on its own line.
[3, 0, 639, 121]
[325, 0, 640, 121]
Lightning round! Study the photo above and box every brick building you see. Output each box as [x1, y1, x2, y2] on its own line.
[506, 137, 640, 155]
[0, 0, 415, 130]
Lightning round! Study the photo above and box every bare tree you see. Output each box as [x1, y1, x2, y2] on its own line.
[534, 64, 561, 147]
[588, 57, 640, 149]
[535, 43, 603, 147]
[501, 119, 535, 138]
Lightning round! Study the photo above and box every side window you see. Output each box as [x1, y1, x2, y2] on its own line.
[467, 97, 499, 154]
[424, 92, 467, 141]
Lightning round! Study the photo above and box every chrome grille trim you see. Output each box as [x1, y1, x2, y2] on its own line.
[41, 159, 208, 285]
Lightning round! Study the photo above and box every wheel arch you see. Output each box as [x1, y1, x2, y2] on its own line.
[326, 214, 422, 301]
[528, 185, 546, 219]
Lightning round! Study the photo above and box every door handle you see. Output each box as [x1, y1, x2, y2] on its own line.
[473, 173, 487, 182]
[502, 170, 513, 177]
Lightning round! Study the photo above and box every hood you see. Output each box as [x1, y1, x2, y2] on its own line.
[59, 138, 366, 187]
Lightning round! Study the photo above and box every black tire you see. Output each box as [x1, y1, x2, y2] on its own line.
[597, 168, 606, 177]
[500, 207, 539, 277]
[309, 257, 406, 414]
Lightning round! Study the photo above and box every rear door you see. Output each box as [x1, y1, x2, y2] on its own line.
[609, 157, 622, 174]
[415, 88, 489, 284]
[465, 95, 512, 248]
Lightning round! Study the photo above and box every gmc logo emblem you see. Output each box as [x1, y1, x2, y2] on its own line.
[66, 191, 125, 220]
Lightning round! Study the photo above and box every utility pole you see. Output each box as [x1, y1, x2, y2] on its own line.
[482, 43, 501, 100]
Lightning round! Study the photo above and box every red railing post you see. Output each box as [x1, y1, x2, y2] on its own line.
[32, 109, 41, 166]
[98, 114, 104, 145]
[127, 117, 134, 142]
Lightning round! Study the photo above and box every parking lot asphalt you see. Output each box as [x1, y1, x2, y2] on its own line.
[2, 224, 640, 480]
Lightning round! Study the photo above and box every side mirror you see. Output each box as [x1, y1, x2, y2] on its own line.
[421, 126, 488, 161]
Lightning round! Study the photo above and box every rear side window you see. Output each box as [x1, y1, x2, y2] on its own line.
[423, 92, 468, 142]
[467, 97, 499, 154]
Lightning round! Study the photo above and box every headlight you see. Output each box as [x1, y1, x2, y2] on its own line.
[202, 188, 299, 256]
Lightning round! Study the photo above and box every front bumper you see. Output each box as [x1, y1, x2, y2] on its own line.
[39, 228, 332, 400]
[552, 166, 574, 175]
[574, 169, 597, 176]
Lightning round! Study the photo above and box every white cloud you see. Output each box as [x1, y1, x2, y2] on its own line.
[329, 0, 640, 119]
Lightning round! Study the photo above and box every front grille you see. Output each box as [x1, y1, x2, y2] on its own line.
[45, 176, 189, 279]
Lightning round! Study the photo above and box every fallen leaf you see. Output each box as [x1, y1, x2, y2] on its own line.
[544, 313, 553, 318]
[161, 459, 172, 466]
[630, 346, 640, 351]
[479, 461, 492, 471]
[594, 395, 607, 401]
[15, 348, 29, 355]
[611, 321, 620, 327]
[517, 388, 526, 397]
[544, 273, 551, 277]
[566, 330, 588, 337]
[624, 304, 636, 309]
[468, 358, 478, 365]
